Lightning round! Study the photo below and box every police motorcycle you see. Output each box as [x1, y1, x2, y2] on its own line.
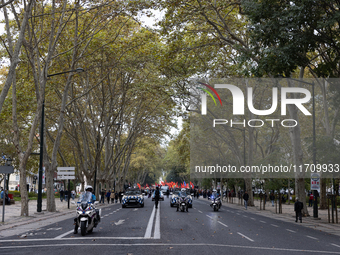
[176, 188, 189, 212]
[72, 186, 101, 236]
[209, 190, 222, 211]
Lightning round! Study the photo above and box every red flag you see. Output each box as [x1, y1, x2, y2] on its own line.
[137, 183, 141, 189]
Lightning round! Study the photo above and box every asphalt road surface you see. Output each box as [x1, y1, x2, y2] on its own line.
[1, 196, 340, 255]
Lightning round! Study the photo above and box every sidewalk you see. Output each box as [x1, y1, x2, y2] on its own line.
[221, 197, 340, 237]
[0, 197, 113, 238]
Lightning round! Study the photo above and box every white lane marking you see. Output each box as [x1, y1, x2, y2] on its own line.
[198, 210, 203, 213]
[218, 221, 228, 228]
[250, 218, 255, 220]
[194, 207, 196, 209]
[109, 213, 113, 215]
[3, 243, 340, 254]
[47, 228, 62, 231]
[114, 219, 125, 226]
[236, 213, 240, 215]
[133, 209, 138, 211]
[271, 224, 279, 228]
[54, 230, 73, 239]
[237, 232, 254, 242]
[144, 205, 156, 238]
[243, 215, 248, 218]
[104, 214, 109, 217]
[331, 243, 340, 248]
[306, 235, 318, 240]
[286, 229, 296, 233]
[206, 215, 213, 219]
[154, 202, 160, 239]
[260, 221, 266, 223]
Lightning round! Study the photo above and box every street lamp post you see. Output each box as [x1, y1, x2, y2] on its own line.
[2, 156, 13, 222]
[37, 68, 84, 213]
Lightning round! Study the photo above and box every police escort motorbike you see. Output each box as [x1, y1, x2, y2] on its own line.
[176, 188, 189, 212]
[210, 190, 222, 211]
[72, 187, 101, 236]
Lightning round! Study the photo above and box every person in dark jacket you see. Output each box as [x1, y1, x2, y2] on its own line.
[106, 190, 111, 204]
[270, 193, 275, 207]
[294, 197, 304, 223]
[154, 186, 160, 209]
[60, 189, 64, 202]
[243, 191, 249, 209]
[119, 190, 123, 203]
[115, 191, 119, 203]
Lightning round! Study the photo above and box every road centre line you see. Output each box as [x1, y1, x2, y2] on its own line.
[306, 235, 318, 240]
[237, 232, 254, 242]
[331, 244, 340, 248]
[198, 210, 203, 213]
[260, 221, 266, 223]
[271, 224, 279, 228]
[3, 243, 340, 254]
[154, 203, 161, 239]
[243, 215, 248, 218]
[286, 229, 296, 233]
[251, 218, 256, 220]
[206, 215, 213, 219]
[144, 205, 156, 238]
[218, 221, 228, 228]
[54, 230, 73, 239]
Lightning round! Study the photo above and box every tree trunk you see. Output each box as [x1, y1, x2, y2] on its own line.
[287, 76, 308, 216]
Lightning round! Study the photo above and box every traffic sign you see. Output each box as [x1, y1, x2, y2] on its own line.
[57, 176, 75, 180]
[57, 167, 75, 180]
[0, 166, 14, 174]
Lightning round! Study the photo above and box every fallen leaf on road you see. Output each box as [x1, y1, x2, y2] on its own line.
[168, 247, 173, 249]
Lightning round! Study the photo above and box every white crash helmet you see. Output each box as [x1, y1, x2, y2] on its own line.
[85, 185, 93, 192]
[181, 188, 186, 192]
[213, 189, 217, 193]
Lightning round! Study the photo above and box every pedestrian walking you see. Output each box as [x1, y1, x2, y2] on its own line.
[64, 189, 68, 201]
[60, 189, 64, 202]
[154, 186, 160, 209]
[270, 193, 275, 207]
[100, 189, 105, 203]
[71, 190, 75, 200]
[308, 193, 314, 207]
[243, 191, 249, 209]
[294, 197, 303, 223]
[110, 190, 115, 203]
[106, 190, 111, 204]
[115, 191, 119, 203]
[119, 190, 123, 203]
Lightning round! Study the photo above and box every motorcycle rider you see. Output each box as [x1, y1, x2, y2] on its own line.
[177, 188, 188, 212]
[211, 189, 222, 208]
[74, 185, 99, 234]
[85, 185, 96, 201]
